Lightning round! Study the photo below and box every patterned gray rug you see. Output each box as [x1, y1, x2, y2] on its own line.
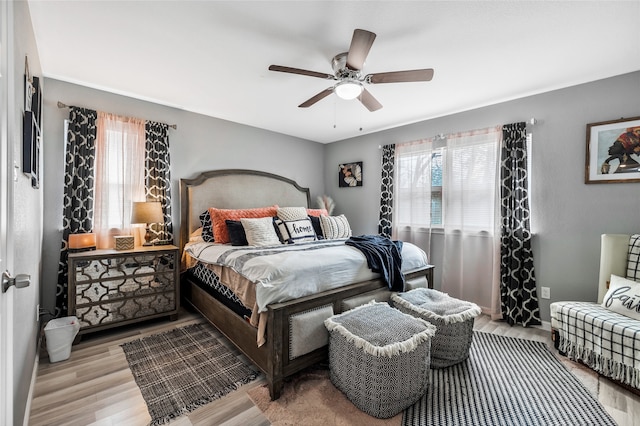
[121, 322, 259, 426]
[403, 331, 616, 426]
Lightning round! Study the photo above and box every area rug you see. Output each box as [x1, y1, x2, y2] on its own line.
[121, 322, 259, 426]
[403, 331, 617, 426]
[249, 332, 616, 426]
[247, 365, 401, 425]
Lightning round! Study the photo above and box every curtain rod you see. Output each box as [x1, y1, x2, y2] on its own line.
[377, 118, 538, 150]
[57, 101, 177, 130]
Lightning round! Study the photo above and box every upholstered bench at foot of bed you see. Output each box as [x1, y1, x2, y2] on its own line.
[324, 302, 436, 419]
[391, 288, 482, 368]
[550, 301, 640, 392]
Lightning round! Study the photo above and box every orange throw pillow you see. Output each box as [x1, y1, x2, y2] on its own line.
[307, 208, 329, 217]
[208, 206, 278, 244]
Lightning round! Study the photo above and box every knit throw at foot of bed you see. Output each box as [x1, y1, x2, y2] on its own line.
[121, 323, 259, 426]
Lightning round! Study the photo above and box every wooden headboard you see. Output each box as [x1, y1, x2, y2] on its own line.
[179, 169, 311, 252]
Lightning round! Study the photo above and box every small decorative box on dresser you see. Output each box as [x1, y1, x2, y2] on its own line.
[68, 245, 180, 336]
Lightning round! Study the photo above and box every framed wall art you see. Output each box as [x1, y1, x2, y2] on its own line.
[23, 56, 41, 189]
[339, 162, 363, 187]
[585, 116, 640, 184]
[24, 56, 33, 111]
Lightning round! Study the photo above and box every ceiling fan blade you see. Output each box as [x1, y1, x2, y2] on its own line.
[366, 69, 434, 84]
[346, 29, 376, 71]
[269, 65, 335, 80]
[299, 88, 334, 108]
[358, 88, 383, 112]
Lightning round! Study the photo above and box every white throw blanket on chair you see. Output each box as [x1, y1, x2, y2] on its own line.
[551, 300, 640, 390]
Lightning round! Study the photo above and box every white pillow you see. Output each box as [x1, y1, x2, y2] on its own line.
[601, 274, 640, 320]
[277, 207, 308, 222]
[276, 218, 317, 244]
[240, 217, 281, 247]
[320, 214, 352, 239]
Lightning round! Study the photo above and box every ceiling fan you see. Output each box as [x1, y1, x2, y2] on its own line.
[268, 29, 434, 112]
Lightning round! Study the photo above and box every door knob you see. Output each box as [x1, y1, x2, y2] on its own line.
[2, 270, 31, 293]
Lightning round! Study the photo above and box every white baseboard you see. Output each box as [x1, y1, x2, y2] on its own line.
[535, 320, 551, 332]
[23, 336, 41, 426]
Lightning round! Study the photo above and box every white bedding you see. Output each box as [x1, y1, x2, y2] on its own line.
[184, 238, 429, 313]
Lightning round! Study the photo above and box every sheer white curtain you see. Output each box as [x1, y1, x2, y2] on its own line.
[93, 112, 146, 248]
[393, 137, 438, 255]
[441, 126, 501, 318]
[393, 126, 502, 317]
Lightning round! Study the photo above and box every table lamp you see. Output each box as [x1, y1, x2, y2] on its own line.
[131, 201, 163, 246]
[68, 233, 97, 252]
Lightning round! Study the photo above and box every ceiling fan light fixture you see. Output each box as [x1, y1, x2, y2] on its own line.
[269, 28, 433, 110]
[334, 80, 363, 100]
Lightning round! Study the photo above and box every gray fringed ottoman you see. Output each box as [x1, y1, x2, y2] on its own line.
[324, 301, 436, 419]
[391, 288, 481, 368]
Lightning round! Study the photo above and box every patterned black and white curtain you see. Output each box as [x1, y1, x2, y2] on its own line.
[500, 122, 541, 326]
[144, 121, 173, 244]
[56, 107, 97, 317]
[56, 113, 173, 316]
[378, 144, 395, 238]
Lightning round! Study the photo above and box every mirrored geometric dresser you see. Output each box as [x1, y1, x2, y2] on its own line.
[67, 245, 179, 336]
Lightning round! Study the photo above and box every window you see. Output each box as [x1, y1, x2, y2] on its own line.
[430, 151, 443, 226]
[93, 112, 146, 248]
[395, 149, 443, 227]
[443, 134, 498, 231]
[394, 128, 500, 233]
[395, 143, 434, 228]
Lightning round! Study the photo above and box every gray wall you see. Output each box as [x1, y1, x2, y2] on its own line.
[42, 72, 640, 324]
[324, 71, 640, 322]
[40, 79, 325, 314]
[11, 1, 43, 423]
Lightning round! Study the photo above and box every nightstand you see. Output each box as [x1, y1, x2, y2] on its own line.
[68, 245, 180, 336]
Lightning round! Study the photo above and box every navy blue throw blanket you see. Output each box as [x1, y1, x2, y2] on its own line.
[346, 235, 404, 291]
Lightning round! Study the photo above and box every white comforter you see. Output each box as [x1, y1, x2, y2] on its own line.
[185, 238, 429, 313]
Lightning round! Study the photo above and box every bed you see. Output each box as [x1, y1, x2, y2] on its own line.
[179, 169, 434, 400]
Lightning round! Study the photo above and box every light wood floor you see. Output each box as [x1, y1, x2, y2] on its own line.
[29, 309, 640, 426]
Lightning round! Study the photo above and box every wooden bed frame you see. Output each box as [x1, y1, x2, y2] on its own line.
[179, 169, 434, 400]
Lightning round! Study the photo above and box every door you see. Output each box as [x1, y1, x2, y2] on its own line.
[0, 0, 14, 424]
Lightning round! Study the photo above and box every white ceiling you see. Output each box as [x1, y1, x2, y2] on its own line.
[28, 1, 640, 144]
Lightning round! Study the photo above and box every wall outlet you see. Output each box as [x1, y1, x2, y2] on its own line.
[541, 287, 550, 299]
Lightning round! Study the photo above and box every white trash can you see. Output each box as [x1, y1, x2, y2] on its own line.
[44, 316, 81, 363]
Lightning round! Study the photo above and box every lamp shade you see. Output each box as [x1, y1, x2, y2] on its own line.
[131, 201, 164, 224]
[68, 233, 96, 250]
